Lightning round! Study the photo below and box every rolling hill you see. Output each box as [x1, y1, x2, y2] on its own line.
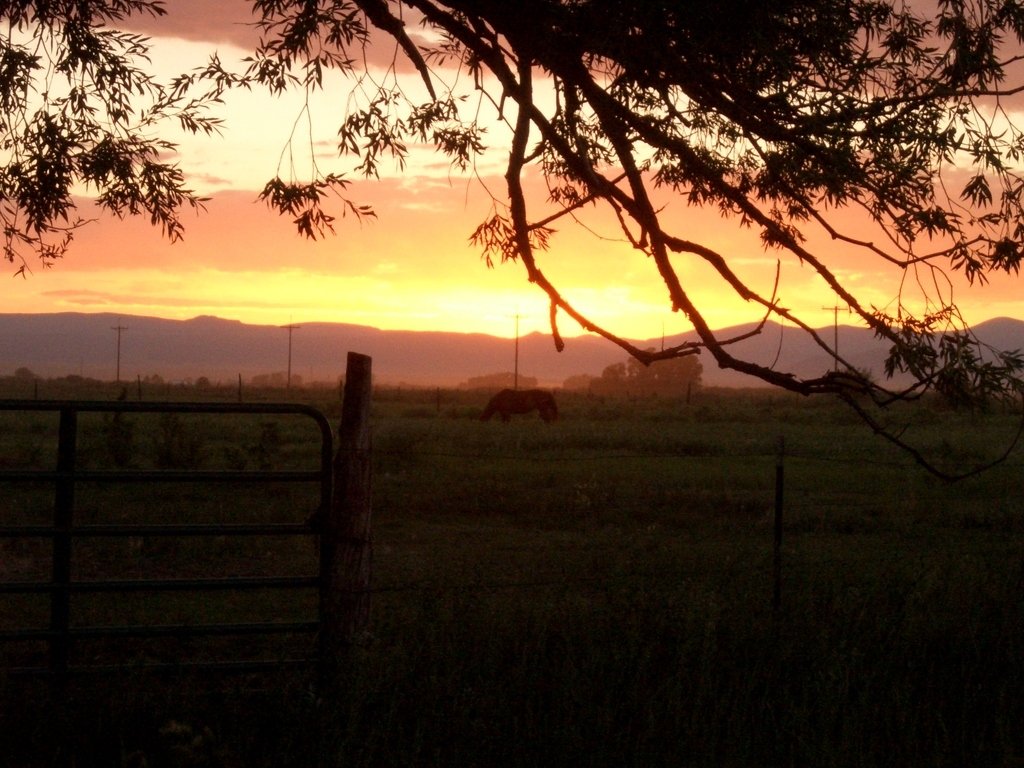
[1, 312, 1022, 389]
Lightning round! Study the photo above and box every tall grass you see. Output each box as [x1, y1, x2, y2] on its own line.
[2, 384, 1023, 766]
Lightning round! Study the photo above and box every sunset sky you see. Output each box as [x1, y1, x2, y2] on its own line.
[4, 1, 1024, 341]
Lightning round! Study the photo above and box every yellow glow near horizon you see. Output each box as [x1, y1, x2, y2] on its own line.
[8, 192, 1024, 340]
[8, 263, 710, 340]
[4, 10, 1024, 344]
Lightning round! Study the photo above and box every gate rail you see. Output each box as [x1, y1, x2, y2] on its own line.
[0, 400, 333, 682]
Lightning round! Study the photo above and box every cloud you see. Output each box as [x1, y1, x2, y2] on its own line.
[122, 0, 259, 48]
[13, 4, 1024, 339]
[40, 289, 122, 306]
[123, 0, 435, 75]
[40, 287, 267, 310]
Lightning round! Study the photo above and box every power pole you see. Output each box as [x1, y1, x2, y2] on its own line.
[282, 323, 301, 392]
[513, 313, 520, 390]
[821, 303, 850, 371]
[111, 321, 127, 383]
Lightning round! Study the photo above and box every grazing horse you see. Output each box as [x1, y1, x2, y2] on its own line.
[480, 388, 558, 422]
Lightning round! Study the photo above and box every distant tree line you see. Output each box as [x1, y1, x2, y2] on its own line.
[457, 353, 702, 397]
[2, 368, 346, 393]
[460, 372, 539, 391]
[563, 350, 703, 398]
[250, 372, 303, 388]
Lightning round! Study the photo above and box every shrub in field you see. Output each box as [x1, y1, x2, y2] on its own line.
[102, 411, 135, 468]
[153, 413, 205, 469]
[247, 421, 283, 471]
[221, 444, 248, 471]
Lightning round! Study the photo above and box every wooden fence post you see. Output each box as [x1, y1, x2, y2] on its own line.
[320, 352, 373, 687]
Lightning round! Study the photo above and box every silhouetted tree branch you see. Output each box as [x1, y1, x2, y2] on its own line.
[235, 1, 1024, 411]
[0, 1, 225, 273]
[9, 1, 1024, 477]
[240, 0, 1024, 476]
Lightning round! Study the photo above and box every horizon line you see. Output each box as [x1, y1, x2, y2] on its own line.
[6, 309, 1017, 343]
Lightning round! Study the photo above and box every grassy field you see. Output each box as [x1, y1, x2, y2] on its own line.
[2, 381, 1023, 766]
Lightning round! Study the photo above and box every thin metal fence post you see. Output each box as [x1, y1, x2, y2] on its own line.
[51, 407, 77, 685]
[773, 435, 784, 615]
[320, 353, 373, 689]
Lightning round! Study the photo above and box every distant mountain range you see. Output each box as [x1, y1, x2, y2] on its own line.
[1, 312, 1022, 389]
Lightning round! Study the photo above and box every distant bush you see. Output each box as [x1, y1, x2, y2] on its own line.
[248, 421, 283, 470]
[12, 367, 39, 380]
[153, 413, 204, 469]
[103, 412, 135, 468]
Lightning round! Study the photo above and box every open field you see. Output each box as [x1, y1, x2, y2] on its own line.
[2, 380, 1023, 766]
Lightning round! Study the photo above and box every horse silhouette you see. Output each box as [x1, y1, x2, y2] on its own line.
[480, 388, 558, 422]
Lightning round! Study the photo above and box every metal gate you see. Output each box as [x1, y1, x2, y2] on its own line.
[0, 400, 333, 683]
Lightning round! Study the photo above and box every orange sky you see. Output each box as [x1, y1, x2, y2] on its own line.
[4, 1, 1023, 341]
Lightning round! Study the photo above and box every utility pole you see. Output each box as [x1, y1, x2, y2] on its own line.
[111, 321, 127, 383]
[282, 323, 301, 392]
[821, 303, 850, 371]
[513, 313, 520, 390]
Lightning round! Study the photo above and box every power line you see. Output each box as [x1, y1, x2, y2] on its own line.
[821, 303, 850, 371]
[110, 321, 128, 383]
[513, 312, 519, 390]
[281, 324, 301, 392]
